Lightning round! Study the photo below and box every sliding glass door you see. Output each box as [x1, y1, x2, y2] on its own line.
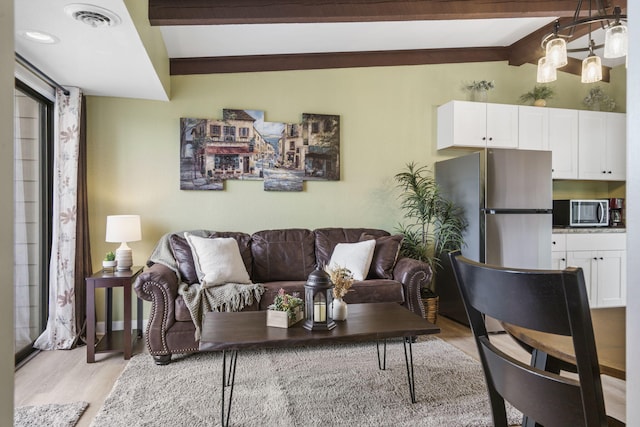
[14, 82, 52, 364]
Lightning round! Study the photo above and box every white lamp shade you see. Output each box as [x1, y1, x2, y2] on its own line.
[545, 38, 568, 68]
[105, 215, 142, 243]
[581, 55, 603, 83]
[604, 24, 628, 58]
[537, 57, 557, 83]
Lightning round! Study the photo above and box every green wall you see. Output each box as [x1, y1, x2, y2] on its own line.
[86, 60, 626, 321]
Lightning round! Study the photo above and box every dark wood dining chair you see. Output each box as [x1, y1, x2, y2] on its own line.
[448, 250, 624, 427]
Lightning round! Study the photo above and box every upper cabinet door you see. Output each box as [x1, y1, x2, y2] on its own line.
[578, 110, 608, 180]
[437, 101, 487, 149]
[578, 111, 626, 181]
[548, 108, 578, 179]
[605, 112, 626, 181]
[518, 106, 549, 150]
[485, 103, 518, 148]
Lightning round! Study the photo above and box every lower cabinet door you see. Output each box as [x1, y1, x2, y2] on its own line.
[596, 250, 626, 307]
[566, 251, 596, 306]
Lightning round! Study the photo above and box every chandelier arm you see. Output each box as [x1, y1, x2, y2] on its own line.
[541, 14, 627, 49]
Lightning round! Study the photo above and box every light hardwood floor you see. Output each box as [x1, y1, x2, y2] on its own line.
[14, 315, 625, 426]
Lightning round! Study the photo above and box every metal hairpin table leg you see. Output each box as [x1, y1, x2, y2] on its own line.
[376, 339, 387, 370]
[221, 350, 238, 427]
[403, 337, 417, 403]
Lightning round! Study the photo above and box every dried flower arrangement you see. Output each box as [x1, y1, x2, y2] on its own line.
[463, 80, 495, 92]
[268, 288, 304, 319]
[583, 86, 616, 111]
[325, 265, 355, 299]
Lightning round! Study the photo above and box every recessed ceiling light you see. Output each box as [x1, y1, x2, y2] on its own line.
[64, 4, 121, 28]
[19, 30, 59, 44]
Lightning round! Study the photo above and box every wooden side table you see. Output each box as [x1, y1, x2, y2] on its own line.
[86, 266, 143, 363]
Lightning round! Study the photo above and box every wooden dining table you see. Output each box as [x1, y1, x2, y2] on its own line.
[503, 306, 625, 380]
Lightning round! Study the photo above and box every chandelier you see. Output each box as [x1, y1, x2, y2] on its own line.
[537, 0, 627, 84]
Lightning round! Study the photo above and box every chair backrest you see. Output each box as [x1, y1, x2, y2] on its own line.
[448, 250, 608, 427]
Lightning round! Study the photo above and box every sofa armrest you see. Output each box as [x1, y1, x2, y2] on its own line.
[393, 257, 433, 318]
[133, 263, 179, 355]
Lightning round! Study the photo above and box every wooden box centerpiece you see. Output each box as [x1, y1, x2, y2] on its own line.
[266, 289, 304, 328]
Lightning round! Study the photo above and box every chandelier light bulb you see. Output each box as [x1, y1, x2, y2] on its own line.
[537, 57, 557, 83]
[604, 24, 628, 58]
[545, 38, 568, 68]
[581, 54, 602, 83]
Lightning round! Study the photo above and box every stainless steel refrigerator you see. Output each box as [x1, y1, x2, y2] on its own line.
[435, 148, 553, 327]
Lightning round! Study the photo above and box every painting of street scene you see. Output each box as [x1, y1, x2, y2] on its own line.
[179, 109, 340, 191]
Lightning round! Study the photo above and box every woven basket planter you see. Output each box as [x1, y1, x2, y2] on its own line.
[421, 290, 439, 324]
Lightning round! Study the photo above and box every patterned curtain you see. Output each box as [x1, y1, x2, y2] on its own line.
[34, 87, 83, 350]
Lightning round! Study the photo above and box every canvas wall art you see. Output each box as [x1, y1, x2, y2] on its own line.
[180, 109, 340, 191]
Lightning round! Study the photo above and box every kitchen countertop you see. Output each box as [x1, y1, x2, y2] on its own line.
[552, 227, 626, 234]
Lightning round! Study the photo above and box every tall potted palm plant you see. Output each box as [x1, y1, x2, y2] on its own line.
[394, 162, 466, 289]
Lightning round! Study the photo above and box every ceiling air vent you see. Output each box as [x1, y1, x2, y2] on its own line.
[64, 4, 121, 28]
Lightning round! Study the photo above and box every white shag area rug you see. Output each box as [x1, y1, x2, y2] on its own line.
[92, 337, 521, 426]
[15, 401, 89, 427]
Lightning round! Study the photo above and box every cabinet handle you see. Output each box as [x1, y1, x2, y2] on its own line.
[593, 257, 598, 260]
[482, 137, 486, 141]
[488, 137, 493, 141]
[602, 170, 607, 174]
[608, 171, 612, 174]
[561, 258, 566, 261]
[552, 241, 556, 245]
[599, 257, 604, 260]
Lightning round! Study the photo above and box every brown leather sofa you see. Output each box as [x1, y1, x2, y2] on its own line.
[134, 227, 432, 365]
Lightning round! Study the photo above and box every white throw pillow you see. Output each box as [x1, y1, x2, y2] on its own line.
[184, 233, 251, 286]
[328, 240, 376, 281]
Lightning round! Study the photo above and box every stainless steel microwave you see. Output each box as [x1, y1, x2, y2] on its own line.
[553, 199, 609, 227]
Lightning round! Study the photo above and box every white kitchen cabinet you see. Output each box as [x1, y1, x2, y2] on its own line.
[563, 232, 626, 307]
[437, 101, 518, 149]
[548, 108, 579, 179]
[551, 233, 567, 270]
[605, 112, 626, 180]
[518, 105, 549, 150]
[518, 106, 549, 150]
[578, 111, 626, 180]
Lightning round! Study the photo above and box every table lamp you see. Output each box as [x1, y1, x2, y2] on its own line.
[105, 215, 141, 271]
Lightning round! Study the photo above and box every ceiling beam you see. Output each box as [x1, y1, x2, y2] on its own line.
[149, 0, 583, 26]
[170, 47, 509, 75]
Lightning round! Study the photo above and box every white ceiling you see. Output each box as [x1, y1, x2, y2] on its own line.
[14, 1, 624, 102]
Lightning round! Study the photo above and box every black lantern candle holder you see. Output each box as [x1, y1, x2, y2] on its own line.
[302, 268, 336, 331]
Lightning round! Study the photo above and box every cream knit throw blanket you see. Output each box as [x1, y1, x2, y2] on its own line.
[178, 281, 264, 340]
[149, 230, 265, 339]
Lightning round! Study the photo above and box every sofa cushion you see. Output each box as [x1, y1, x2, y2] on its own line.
[328, 240, 376, 281]
[185, 233, 251, 286]
[251, 229, 316, 282]
[314, 228, 390, 268]
[209, 231, 253, 277]
[360, 233, 404, 280]
[169, 234, 199, 285]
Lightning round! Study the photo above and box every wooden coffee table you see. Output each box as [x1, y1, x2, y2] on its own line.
[199, 302, 440, 426]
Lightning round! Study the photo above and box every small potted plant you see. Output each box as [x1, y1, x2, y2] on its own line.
[266, 288, 304, 328]
[463, 80, 495, 102]
[519, 85, 555, 107]
[103, 251, 117, 271]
